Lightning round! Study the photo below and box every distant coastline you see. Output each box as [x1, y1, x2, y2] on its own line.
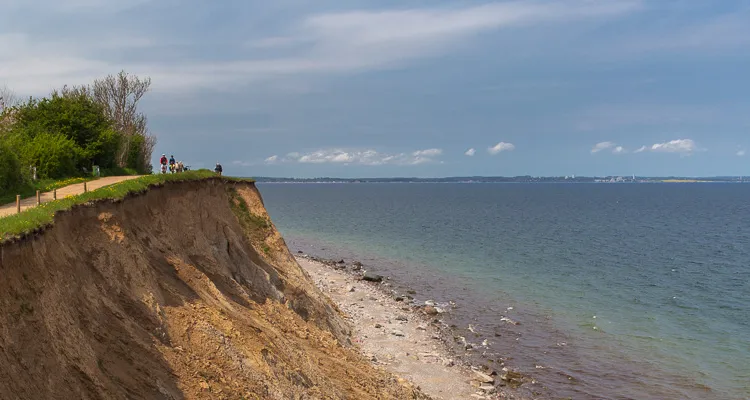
[251, 176, 748, 184]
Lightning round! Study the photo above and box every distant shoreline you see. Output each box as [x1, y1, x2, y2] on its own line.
[253, 178, 747, 184]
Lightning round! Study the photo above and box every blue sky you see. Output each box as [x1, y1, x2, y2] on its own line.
[1, 0, 749, 177]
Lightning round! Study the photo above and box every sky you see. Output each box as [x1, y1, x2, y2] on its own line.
[1, 0, 749, 178]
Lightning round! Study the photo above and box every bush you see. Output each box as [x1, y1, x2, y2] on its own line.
[20, 132, 80, 179]
[12, 94, 115, 172]
[0, 139, 24, 192]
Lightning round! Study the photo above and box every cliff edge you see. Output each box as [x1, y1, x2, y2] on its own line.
[0, 179, 426, 399]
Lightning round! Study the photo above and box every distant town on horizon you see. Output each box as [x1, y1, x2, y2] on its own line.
[251, 175, 749, 183]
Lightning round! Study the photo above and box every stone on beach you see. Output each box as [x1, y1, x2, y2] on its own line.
[391, 330, 405, 337]
[423, 306, 439, 316]
[473, 370, 495, 384]
[362, 272, 384, 282]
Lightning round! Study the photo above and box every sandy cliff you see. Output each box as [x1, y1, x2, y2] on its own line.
[0, 179, 426, 400]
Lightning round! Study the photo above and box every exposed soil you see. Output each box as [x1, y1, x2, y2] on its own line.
[0, 180, 428, 399]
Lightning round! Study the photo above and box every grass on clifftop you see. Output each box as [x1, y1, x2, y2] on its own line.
[0, 170, 254, 243]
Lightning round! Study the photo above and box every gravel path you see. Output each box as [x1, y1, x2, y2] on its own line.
[0, 176, 142, 218]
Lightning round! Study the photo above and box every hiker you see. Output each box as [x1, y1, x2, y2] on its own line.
[214, 162, 223, 176]
[168, 155, 176, 173]
[160, 154, 168, 174]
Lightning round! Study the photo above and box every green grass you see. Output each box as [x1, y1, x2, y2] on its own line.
[0, 170, 254, 243]
[0, 177, 96, 205]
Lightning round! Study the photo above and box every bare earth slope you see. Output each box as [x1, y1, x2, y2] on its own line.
[0, 179, 426, 400]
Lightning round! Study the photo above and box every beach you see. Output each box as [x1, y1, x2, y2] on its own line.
[297, 255, 535, 400]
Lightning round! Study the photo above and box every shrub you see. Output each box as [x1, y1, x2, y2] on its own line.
[0, 139, 24, 192]
[20, 132, 80, 179]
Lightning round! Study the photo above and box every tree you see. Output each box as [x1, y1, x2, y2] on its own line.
[0, 139, 23, 191]
[12, 93, 118, 169]
[90, 71, 155, 170]
[0, 85, 18, 113]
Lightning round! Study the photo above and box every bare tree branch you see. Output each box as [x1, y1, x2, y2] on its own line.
[0, 85, 19, 113]
[89, 71, 153, 167]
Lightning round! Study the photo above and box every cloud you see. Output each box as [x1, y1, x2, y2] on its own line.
[0, 0, 641, 95]
[264, 155, 279, 164]
[232, 160, 253, 167]
[412, 148, 442, 157]
[464, 148, 476, 156]
[272, 148, 443, 166]
[634, 145, 647, 153]
[591, 141, 616, 153]
[612, 146, 626, 154]
[737, 149, 746, 157]
[488, 142, 515, 155]
[649, 138, 698, 154]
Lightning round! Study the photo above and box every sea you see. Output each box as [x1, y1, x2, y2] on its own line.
[257, 182, 750, 400]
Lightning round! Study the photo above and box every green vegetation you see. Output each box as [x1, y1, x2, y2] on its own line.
[227, 186, 271, 249]
[0, 71, 156, 198]
[0, 170, 254, 243]
[0, 177, 95, 205]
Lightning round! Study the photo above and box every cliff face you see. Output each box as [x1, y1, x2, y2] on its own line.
[0, 180, 424, 400]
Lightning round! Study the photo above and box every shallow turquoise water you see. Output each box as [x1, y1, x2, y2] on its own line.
[259, 183, 750, 399]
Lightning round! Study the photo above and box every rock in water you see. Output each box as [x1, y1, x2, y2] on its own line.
[423, 306, 439, 316]
[362, 272, 384, 282]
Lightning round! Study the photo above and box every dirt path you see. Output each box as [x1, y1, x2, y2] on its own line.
[0, 176, 141, 218]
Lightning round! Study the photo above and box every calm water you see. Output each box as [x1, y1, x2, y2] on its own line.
[258, 183, 750, 400]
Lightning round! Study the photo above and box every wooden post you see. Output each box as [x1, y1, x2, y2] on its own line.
[83, 182, 87, 193]
[53, 189, 57, 200]
[16, 195, 20, 214]
[36, 190, 41, 205]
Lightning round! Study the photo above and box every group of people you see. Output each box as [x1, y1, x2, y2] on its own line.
[159, 154, 187, 174]
[158, 153, 223, 176]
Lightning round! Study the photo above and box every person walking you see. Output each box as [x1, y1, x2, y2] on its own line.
[214, 162, 223, 176]
[160, 154, 168, 174]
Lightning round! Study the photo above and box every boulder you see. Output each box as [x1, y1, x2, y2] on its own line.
[423, 306, 439, 316]
[362, 272, 384, 282]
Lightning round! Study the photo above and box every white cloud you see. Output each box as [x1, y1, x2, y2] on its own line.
[737, 149, 746, 157]
[464, 148, 476, 156]
[264, 155, 279, 164]
[649, 138, 698, 154]
[488, 142, 515, 155]
[272, 147, 443, 166]
[612, 146, 626, 154]
[634, 145, 647, 153]
[412, 148, 442, 157]
[0, 0, 641, 95]
[591, 141, 616, 153]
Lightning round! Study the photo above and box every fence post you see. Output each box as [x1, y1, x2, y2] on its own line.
[16, 195, 21, 214]
[84, 182, 87, 193]
[36, 190, 41, 205]
[53, 189, 57, 200]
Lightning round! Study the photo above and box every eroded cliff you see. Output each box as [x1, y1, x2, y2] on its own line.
[0, 179, 426, 400]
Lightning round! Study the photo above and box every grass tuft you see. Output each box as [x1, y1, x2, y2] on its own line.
[227, 187, 271, 251]
[0, 170, 254, 243]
